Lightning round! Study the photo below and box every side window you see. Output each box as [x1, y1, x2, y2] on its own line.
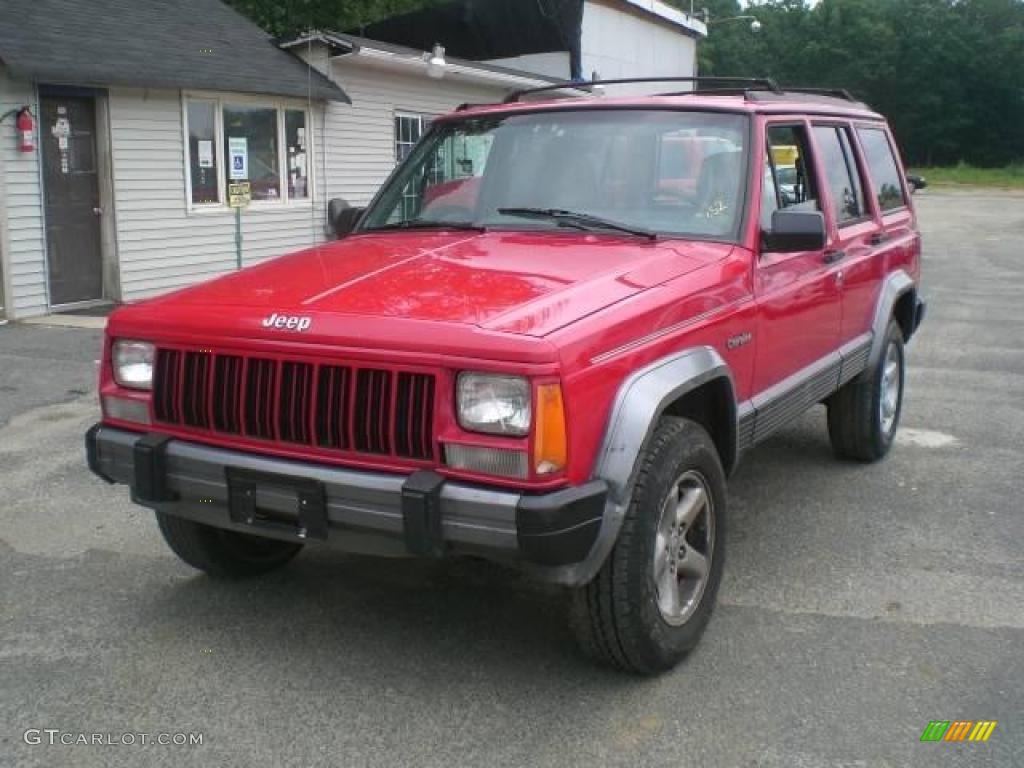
[856, 127, 907, 211]
[762, 125, 819, 230]
[812, 125, 867, 225]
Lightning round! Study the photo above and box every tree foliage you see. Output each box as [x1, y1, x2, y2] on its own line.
[695, 0, 1024, 166]
[230, 0, 1024, 166]
[225, 0, 447, 37]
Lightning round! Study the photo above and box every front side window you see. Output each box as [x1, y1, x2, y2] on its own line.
[184, 98, 311, 208]
[813, 125, 867, 225]
[761, 124, 819, 230]
[363, 110, 750, 240]
[857, 127, 906, 211]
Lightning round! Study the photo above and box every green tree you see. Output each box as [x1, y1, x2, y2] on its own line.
[226, 0, 446, 38]
[697, 0, 1024, 166]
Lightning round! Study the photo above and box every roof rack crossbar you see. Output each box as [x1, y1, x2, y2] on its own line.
[503, 76, 782, 103]
[772, 86, 857, 102]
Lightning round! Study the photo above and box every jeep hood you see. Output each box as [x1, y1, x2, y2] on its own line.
[141, 231, 732, 338]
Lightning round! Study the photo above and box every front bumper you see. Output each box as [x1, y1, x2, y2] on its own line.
[86, 425, 607, 581]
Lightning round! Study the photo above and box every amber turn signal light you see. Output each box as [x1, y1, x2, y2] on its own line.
[534, 383, 567, 475]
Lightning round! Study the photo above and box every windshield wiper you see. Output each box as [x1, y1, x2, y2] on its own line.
[362, 218, 486, 233]
[497, 207, 658, 241]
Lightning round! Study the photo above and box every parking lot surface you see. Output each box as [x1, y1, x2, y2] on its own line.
[1, 188, 1021, 767]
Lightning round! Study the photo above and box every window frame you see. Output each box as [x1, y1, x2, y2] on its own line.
[852, 122, 910, 217]
[181, 91, 314, 213]
[810, 120, 873, 230]
[394, 111, 434, 164]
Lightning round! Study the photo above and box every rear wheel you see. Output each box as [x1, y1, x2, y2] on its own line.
[828, 320, 906, 461]
[156, 513, 303, 579]
[568, 417, 726, 674]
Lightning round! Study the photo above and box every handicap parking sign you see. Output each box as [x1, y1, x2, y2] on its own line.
[228, 137, 248, 180]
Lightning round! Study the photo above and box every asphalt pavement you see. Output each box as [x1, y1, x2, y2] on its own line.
[1, 187, 1021, 767]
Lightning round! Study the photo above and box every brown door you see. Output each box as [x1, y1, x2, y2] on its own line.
[40, 93, 103, 306]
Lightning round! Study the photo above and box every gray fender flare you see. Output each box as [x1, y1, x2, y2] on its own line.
[543, 346, 735, 586]
[869, 270, 915, 366]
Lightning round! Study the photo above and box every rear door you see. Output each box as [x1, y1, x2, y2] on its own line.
[40, 92, 104, 306]
[752, 120, 843, 402]
[851, 125, 918, 330]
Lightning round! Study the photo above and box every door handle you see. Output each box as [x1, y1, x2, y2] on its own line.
[92, 206, 103, 215]
[823, 249, 845, 264]
[869, 232, 887, 246]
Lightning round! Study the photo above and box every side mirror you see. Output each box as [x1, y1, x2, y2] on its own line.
[906, 174, 927, 193]
[762, 210, 826, 253]
[327, 198, 365, 239]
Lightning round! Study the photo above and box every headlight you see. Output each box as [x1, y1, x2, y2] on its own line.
[112, 340, 155, 390]
[457, 373, 531, 436]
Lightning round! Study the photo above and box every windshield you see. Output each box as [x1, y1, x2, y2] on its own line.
[359, 109, 750, 240]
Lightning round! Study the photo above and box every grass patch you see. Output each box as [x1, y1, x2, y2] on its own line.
[910, 163, 1024, 188]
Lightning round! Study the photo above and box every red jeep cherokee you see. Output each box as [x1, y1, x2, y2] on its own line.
[87, 80, 925, 673]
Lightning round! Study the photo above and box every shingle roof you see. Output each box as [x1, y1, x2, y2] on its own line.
[0, 0, 349, 102]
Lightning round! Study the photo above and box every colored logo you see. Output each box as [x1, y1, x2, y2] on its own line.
[920, 720, 997, 742]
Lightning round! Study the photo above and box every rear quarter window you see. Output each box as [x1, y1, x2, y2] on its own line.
[857, 127, 906, 212]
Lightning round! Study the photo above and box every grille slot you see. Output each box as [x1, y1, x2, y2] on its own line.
[315, 365, 352, 450]
[212, 355, 244, 434]
[153, 349, 183, 424]
[278, 361, 314, 444]
[354, 369, 393, 454]
[244, 358, 277, 439]
[395, 372, 435, 459]
[182, 351, 212, 428]
[151, 347, 435, 463]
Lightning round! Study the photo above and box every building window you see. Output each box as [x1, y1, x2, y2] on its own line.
[285, 109, 309, 199]
[395, 113, 431, 163]
[187, 100, 219, 204]
[223, 105, 280, 202]
[184, 97, 312, 208]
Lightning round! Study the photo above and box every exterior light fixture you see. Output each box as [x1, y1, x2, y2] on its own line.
[700, 11, 762, 32]
[427, 44, 447, 79]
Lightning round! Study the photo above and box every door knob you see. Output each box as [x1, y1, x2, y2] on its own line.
[92, 207, 103, 215]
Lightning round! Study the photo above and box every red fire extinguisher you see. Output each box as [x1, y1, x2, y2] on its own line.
[17, 108, 36, 153]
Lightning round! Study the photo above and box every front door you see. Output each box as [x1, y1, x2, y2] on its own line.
[40, 93, 103, 306]
[752, 121, 843, 396]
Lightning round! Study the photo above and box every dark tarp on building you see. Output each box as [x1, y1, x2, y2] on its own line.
[355, 0, 585, 79]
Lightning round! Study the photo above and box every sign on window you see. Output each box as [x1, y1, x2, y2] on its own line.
[228, 137, 248, 180]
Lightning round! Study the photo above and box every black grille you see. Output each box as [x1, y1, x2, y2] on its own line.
[153, 348, 436, 462]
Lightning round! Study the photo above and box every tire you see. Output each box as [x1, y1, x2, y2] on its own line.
[568, 417, 727, 675]
[827, 320, 906, 462]
[156, 513, 303, 579]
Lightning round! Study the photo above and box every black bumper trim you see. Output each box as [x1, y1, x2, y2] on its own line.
[86, 424, 610, 571]
[131, 433, 177, 504]
[85, 423, 114, 484]
[401, 470, 445, 555]
[517, 481, 608, 566]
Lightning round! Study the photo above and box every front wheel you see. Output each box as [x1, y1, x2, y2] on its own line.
[568, 417, 726, 674]
[156, 513, 303, 579]
[828, 320, 906, 461]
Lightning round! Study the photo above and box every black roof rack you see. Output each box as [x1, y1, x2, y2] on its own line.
[503, 76, 783, 103]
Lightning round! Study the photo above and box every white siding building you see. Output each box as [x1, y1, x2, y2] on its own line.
[283, 34, 578, 210]
[0, 5, 568, 320]
[0, 0, 703, 321]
